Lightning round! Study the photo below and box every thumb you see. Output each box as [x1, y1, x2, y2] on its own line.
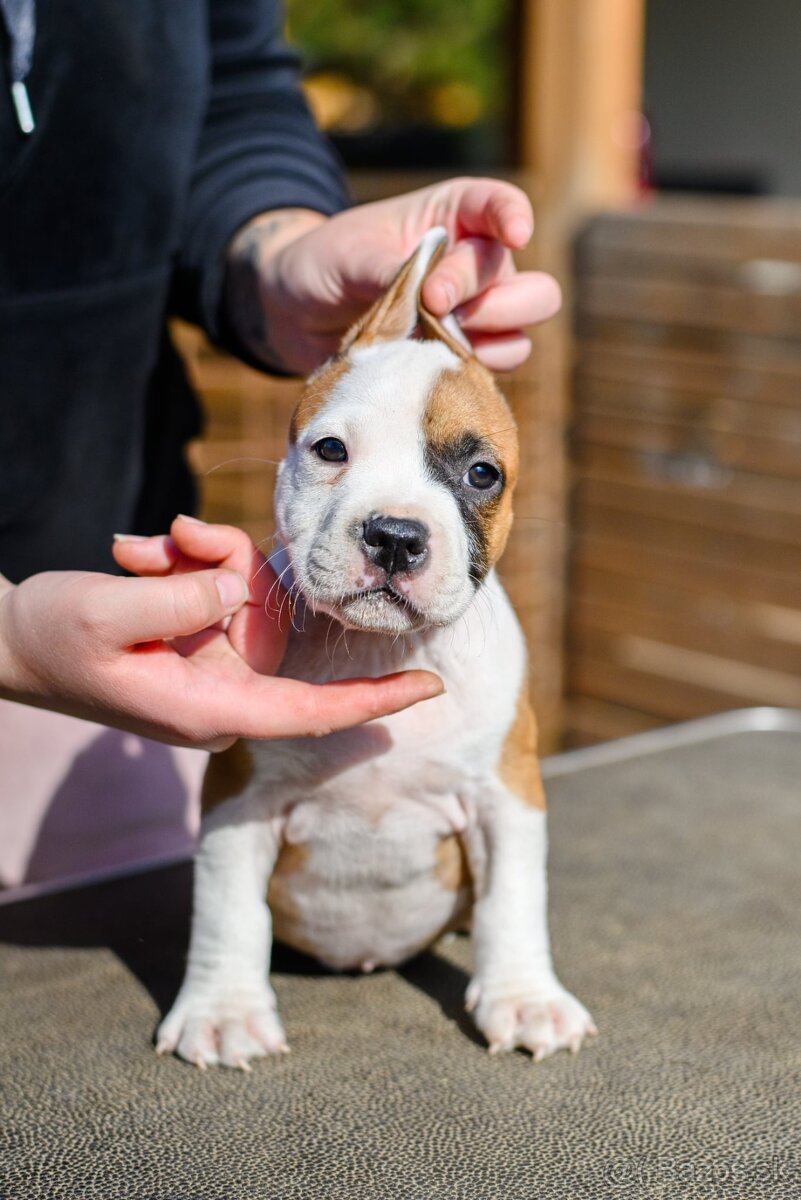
[104, 570, 249, 646]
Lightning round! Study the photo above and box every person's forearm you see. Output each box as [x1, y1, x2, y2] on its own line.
[223, 207, 327, 372]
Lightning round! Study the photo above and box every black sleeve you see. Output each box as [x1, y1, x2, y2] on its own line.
[172, 0, 350, 346]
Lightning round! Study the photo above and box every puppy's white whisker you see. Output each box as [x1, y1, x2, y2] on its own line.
[286, 588, 303, 635]
[263, 561, 295, 616]
[512, 515, 563, 527]
[324, 615, 339, 666]
[264, 560, 292, 603]
[277, 580, 297, 633]
[251, 544, 290, 589]
[205, 456, 281, 475]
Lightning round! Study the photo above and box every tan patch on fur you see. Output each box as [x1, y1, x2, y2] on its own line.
[289, 356, 352, 442]
[434, 833, 472, 893]
[423, 361, 519, 567]
[268, 842, 320, 957]
[498, 687, 546, 810]
[201, 740, 254, 816]
[272, 840, 309, 877]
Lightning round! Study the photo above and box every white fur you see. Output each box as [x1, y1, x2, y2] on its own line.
[158, 237, 595, 1067]
[275, 339, 474, 633]
[158, 575, 594, 1064]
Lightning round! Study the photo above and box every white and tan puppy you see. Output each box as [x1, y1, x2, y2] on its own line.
[158, 228, 596, 1069]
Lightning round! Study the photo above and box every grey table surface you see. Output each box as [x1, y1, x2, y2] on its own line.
[1, 708, 800, 1200]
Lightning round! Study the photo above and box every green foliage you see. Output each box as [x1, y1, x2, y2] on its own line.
[286, 0, 512, 123]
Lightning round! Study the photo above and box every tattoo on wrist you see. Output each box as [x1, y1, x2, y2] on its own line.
[224, 211, 311, 373]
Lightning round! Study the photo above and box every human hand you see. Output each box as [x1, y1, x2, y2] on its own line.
[0, 517, 443, 751]
[223, 178, 561, 375]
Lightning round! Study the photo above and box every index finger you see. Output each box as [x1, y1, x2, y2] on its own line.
[449, 180, 534, 249]
[221, 671, 445, 740]
[114, 518, 277, 610]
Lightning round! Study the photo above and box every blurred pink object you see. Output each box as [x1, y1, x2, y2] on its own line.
[0, 700, 206, 894]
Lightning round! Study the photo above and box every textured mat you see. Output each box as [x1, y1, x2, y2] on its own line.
[1, 724, 800, 1199]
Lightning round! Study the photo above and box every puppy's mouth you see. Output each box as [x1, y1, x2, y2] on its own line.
[350, 583, 410, 608]
[349, 581, 425, 614]
[321, 582, 429, 633]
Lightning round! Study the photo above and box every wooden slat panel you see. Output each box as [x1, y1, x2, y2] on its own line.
[573, 443, 801, 513]
[573, 408, 801, 479]
[578, 274, 801, 340]
[574, 475, 801, 544]
[575, 376, 801, 440]
[573, 536, 801, 608]
[578, 242, 801, 291]
[575, 318, 801, 362]
[571, 565, 801, 647]
[562, 696, 665, 746]
[568, 597, 801, 676]
[574, 504, 801, 574]
[568, 201, 801, 745]
[577, 199, 801, 263]
[570, 629, 801, 709]
[578, 339, 801, 401]
[568, 656, 749, 720]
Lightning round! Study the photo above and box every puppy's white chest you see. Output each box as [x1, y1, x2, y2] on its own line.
[244, 575, 525, 970]
[269, 789, 471, 971]
[265, 578, 523, 811]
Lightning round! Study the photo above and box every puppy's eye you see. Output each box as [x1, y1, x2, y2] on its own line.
[464, 462, 500, 490]
[313, 437, 348, 463]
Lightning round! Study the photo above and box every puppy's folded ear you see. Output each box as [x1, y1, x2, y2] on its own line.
[340, 226, 471, 360]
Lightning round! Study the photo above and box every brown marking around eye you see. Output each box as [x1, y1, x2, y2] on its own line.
[289, 356, 352, 443]
[201, 740, 254, 815]
[498, 683, 546, 810]
[434, 832, 472, 892]
[423, 360, 519, 571]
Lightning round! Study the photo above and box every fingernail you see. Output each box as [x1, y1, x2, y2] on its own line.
[423, 675, 446, 699]
[177, 513, 204, 524]
[113, 532, 147, 543]
[215, 571, 249, 610]
[509, 218, 533, 246]
[442, 282, 456, 312]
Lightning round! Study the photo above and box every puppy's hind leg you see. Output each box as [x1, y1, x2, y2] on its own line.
[157, 796, 287, 1070]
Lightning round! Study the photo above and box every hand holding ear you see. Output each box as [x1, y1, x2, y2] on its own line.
[0, 517, 443, 751]
[224, 178, 561, 375]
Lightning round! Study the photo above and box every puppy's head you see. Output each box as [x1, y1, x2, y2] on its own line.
[275, 227, 519, 634]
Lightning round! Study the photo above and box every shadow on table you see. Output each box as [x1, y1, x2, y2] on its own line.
[397, 949, 483, 1047]
[0, 862, 476, 1043]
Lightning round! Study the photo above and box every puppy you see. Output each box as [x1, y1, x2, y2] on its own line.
[158, 228, 596, 1069]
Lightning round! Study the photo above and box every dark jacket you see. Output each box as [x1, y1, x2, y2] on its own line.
[0, 0, 348, 581]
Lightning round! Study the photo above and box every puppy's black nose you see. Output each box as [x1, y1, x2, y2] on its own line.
[362, 515, 429, 575]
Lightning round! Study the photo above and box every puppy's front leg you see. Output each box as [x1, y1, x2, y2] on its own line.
[465, 760, 596, 1061]
[157, 803, 287, 1069]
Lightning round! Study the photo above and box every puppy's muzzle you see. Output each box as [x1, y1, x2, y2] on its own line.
[362, 515, 429, 576]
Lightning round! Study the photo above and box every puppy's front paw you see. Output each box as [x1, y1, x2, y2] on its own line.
[156, 986, 289, 1070]
[466, 978, 596, 1061]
